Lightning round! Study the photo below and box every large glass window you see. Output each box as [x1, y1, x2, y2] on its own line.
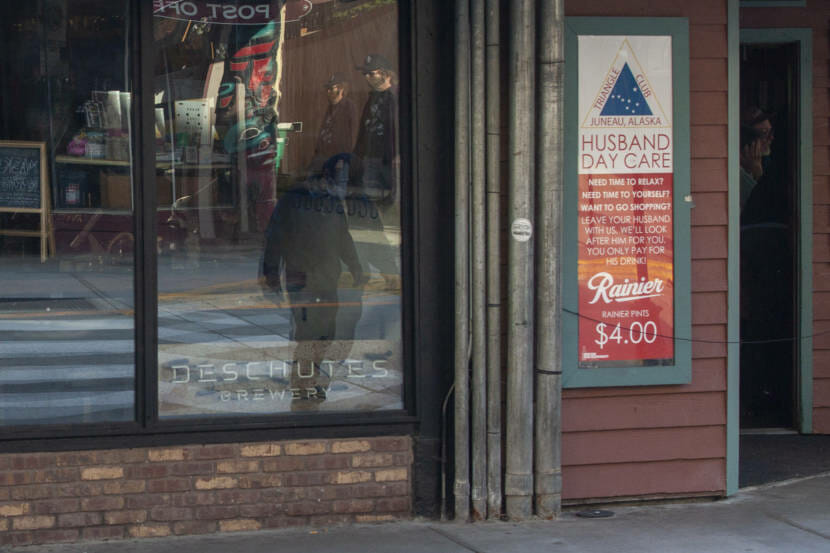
[0, 0, 406, 432]
[0, 1, 135, 425]
[153, 1, 403, 416]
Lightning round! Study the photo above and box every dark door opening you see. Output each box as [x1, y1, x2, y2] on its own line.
[739, 42, 800, 430]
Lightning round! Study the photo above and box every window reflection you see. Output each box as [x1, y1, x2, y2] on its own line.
[155, 0, 402, 416]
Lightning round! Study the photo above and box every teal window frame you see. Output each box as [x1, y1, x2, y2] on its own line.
[562, 17, 692, 388]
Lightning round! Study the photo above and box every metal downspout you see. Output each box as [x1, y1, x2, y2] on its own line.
[534, 0, 564, 519]
[454, 0, 472, 522]
[505, 0, 535, 521]
[485, 0, 503, 520]
[470, 0, 488, 521]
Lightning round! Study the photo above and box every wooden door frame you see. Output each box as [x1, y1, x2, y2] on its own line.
[727, 3, 813, 494]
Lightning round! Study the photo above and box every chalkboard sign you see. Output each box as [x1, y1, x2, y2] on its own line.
[0, 141, 45, 209]
[0, 141, 53, 261]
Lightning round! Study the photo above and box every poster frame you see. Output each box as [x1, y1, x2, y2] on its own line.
[562, 17, 691, 388]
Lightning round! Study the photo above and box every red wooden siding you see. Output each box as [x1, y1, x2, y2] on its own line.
[562, 0, 730, 501]
[742, 3, 830, 435]
[563, 426, 726, 466]
[563, 459, 725, 500]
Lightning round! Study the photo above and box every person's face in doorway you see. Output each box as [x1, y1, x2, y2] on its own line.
[753, 119, 774, 156]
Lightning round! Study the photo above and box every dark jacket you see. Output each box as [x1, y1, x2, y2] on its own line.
[352, 88, 397, 201]
[262, 185, 362, 296]
[313, 97, 357, 165]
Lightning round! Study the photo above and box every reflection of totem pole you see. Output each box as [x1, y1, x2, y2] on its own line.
[215, 11, 286, 232]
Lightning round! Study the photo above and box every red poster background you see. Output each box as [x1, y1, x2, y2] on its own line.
[577, 172, 674, 364]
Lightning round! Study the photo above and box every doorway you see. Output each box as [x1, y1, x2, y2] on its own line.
[739, 40, 800, 430]
[730, 26, 814, 494]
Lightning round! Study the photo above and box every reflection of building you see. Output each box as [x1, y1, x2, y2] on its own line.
[1, 0, 830, 546]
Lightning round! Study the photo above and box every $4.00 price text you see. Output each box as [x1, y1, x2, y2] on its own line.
[594, 321, 659, 349]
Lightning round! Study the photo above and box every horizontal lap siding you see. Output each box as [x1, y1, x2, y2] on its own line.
[563, 393, 726, 433]
[563, 426, 726, 466]
[564, 459, 725, 500]
[563, 0, 729, 501]
[742, 5, 830, 434]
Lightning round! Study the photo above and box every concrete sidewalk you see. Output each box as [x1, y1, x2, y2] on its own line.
[11, 472, 830, 553]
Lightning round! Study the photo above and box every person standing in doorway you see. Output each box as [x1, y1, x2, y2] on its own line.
[739, 104, 789, 425]
[739, 106, 774, 212]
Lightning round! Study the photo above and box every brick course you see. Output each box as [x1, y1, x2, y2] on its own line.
[0, 436, 412, 546]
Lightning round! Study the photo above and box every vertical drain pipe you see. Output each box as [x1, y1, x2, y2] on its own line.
[485, 0, 503, 520]
[470, 0, 488, 521]
[505, 0, 535, 521]
[454, 0, 472, 522]
[534, 0, 564, 519]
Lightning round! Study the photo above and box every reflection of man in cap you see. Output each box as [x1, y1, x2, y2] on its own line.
[345, 54, 401, 287]
[739, 105, 774, 211]
[353, 54, 398, 204]
[311, 72, 357, 173]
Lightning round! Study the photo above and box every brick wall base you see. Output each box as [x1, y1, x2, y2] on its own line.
[0, 436, 412, 546]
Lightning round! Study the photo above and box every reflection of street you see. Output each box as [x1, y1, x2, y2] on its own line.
[0, 240, 402, 424]
[0, 313, 135, 425]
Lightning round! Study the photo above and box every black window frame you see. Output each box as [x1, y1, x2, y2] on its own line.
[0, 0, 442, 453]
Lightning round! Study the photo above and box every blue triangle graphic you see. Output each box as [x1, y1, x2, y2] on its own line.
[599, 63, 653, 116]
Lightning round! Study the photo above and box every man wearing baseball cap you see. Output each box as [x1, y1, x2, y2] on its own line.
[311, 72, 356, 173]
[349, 53, 400, 289]
[353, 53, 398, 201]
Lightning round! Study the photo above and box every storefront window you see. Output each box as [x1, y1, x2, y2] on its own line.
[0, 2, 135, 425]
[153, 1, 403, 416]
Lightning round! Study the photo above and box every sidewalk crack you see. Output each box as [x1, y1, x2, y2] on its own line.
[427, 525, 487, 553]
[765, 512, 830, 541]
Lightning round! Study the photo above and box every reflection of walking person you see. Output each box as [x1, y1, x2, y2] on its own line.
[309, 73, 356, 174]
[350, 53, 400, 285]
[261, 163, 364, 410]
[353, 54, 397, 203]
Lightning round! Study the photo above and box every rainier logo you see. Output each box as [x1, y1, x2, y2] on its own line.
[587, 271, 666, 304]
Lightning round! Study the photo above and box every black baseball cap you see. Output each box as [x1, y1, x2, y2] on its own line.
[355, 53, 393, 73]
[324, 72, 347, 88]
